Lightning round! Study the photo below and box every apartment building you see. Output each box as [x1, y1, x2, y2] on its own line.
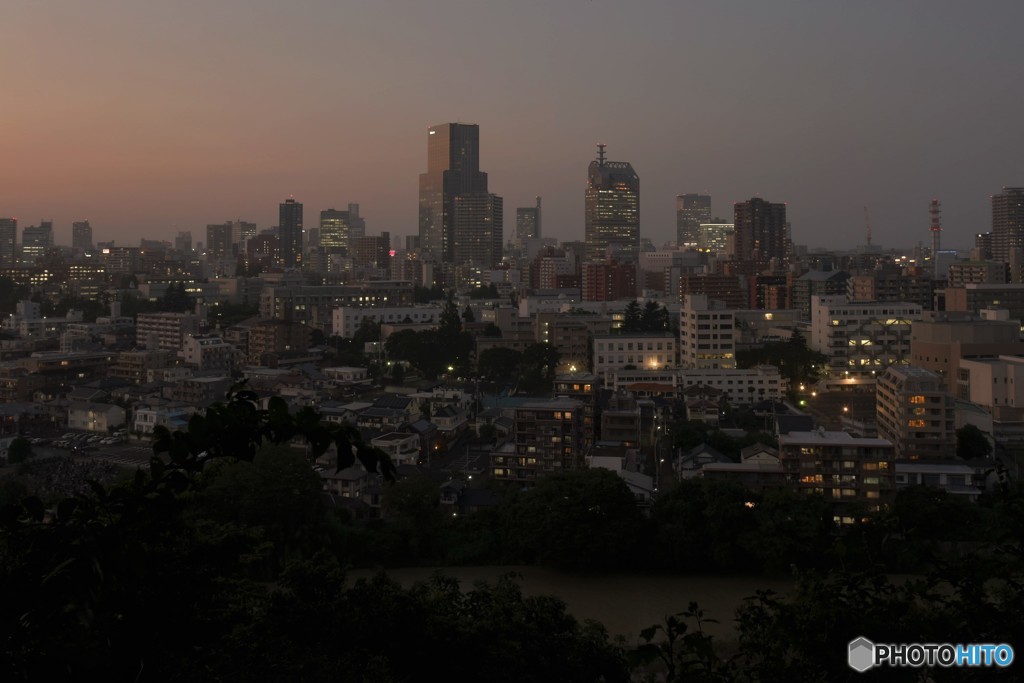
[592, 332, 678, 378]
[680, 294, 736, 369]
[810, 296, 922, 379]
[136, 312, 200, 351]
[493, 398, 583, 484]
[876, 366, 956, 460]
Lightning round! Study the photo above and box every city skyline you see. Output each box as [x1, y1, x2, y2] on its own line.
[4, 2, 1024, 250]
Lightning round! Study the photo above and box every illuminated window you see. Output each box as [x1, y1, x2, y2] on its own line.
[908, 419, 926, 428]
[909, 395, 925, 404]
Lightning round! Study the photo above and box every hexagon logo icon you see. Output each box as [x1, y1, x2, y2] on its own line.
[848, 637, 875, 672]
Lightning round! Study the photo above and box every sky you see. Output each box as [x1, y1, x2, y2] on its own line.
[3, 0, 1024, 251]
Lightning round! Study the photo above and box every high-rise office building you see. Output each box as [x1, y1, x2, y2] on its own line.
[231, 220, 256, 252]
[175, 231, 193, 252]
[454, 193, 503, 267]
[515, 197, 542, 246]
[0, 218, 16, 267]
[676, 194, 711, 248]
[319, 206, 364, 251]
[733, 198, 788, 263]
[992, 187, 1024, 263]
[72, 220, 93, 252]
[206, 222, 234, 259]
[22, 221, 53, 262]
[418, 123, 488, 260]
[279, 197, 303, 268]
[584, 145, 639, 262]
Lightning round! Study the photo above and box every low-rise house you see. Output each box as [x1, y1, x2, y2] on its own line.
[674, 443, 731, 479]
[371, 431, 421, 466]
[432, 404, 469, 437]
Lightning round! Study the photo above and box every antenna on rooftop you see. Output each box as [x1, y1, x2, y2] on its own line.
[596, 143, 606, 166]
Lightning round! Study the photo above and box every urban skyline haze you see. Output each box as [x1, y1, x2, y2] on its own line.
[4, 1, 1024, 250]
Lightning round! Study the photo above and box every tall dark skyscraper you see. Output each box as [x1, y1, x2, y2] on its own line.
[454, 193, 503, 267]
[515, 197, 542, 246]
[206, 222, 234, 259]
[992, 187, 1024, 263]
[0, 218, 16, 268]
[418, 123, 488, 261]
[676, 194, 711, 248]
[733, 198, 788, 263]
[72, 220, 93, 252]
[584, 145, 639, 262]
[279, 197, 303, 268]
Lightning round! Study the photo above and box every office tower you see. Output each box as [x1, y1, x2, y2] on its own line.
[347, 203, 366, 241]
[175, 231, 193, 252]
[0, 218, 17, 267]
[206, 222, 234, 259]
[418, 123, 488, 260]
[351, 232, 391, 269]
[992, 187, 1024, 263]
[22, 221, 54, 261]
[452, 193, 503, 267]
[231, 220, 256, 252]
[584, 144, 640, 262]
[319, 203, 365, 252]
[676, 194, 711, 248]
[72, 220, 93, 252]
[516, 197, 542, 246]
[279, 197, 303, 268]
[698, 220, 735, 254]
[733, 198, 788, 263]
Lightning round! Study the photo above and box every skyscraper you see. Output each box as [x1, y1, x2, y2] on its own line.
[175, 231, 193, 252]
[516, 197, 542, 246]
[676, 194, 711, 248]
[21, 221, 53, 262]
[454, 193, 503, 267]
[733, 198, 788, 264]
[992, 187, 1024, 263]
[418, 123, 488, 260]
[319, 206, 364, 251]
[0, 218, 16, 268]
[279, 197, 303, 268]
[72, 220, 93, 252]
[584, 145, 639, 262]
[206, 222, 234, 259]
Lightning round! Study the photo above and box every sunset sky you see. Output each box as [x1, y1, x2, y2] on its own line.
[4, 0, 1024, 250]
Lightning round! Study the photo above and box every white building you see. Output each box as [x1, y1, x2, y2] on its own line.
[609, 366, 784, 403]
[680, 294, 736, 369]
[136, 312, 200, 351]
[592, 332, 678, 379]
[180, 335, 236, 373]
[68, 403, 126, 433]
[810, 296, 921, 379]
[332, 305, 443, 338]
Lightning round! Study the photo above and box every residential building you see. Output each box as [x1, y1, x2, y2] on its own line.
[67, 402, 126, 433]
[246, 320, 310, 365]
[451, 193, 503, 267]
[601, 392, 641, 448]
[810, 296, 921, 379]
[206, 222, 234, 259]
[181, 335, 235, 373]
[791, 270, 849, 320]
[332, 305, 442, 338]
[371, 432, 421, 466]
[945, 283, 1024, 320]
[910, 317, 1024, 391]
[876, 366, 956, 460]
[733, 198, 788, 264]
[992, 187, 1024, 263]
[110, 349, 175, 384]
[495, 398, 583, 484]
[553, 372, 599, 449]
[136, 312, 200, 351]
[680, 294, 736, 369]
[584, 145, 639, 262]
[697, 221, 734, 255]
[279, 197, 303, 268]
[777, 430, 895, 522]
[581, 259, 637, 301]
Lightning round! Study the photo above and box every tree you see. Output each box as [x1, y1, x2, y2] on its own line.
[622, 299, 642, 332]
[477, 347, 523, 380]
[6, 438, 31, 464]
[956, 423, 992, 460]
[640, 300, 670, 331]
[462, 304, 476, 323]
